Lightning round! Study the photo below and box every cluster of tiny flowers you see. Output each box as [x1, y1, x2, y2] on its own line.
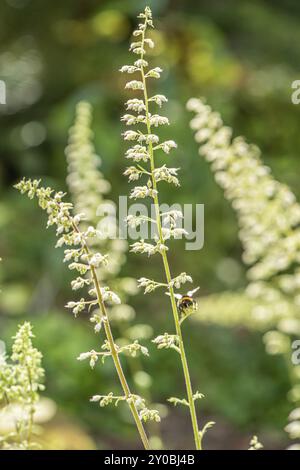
[188, 98, 300, 447]
[77, 340, 149, 369]
[120, 7, 178, 214]
[121, 7, 196, 304]
[90, 393, 160, 423]
[0, 322, 45, 449]
[152, 333, 180, 353]
[248, 435, 263, 450]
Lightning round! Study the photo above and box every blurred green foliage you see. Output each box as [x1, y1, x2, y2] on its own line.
[1, 0, 300, 448]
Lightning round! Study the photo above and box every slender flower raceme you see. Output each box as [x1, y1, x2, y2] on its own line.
[121, 7, 204, 449]
[0, 322, 44, 449]
[15, 179, 160, 449]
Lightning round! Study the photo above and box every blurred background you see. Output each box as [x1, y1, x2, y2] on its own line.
[1, 0, 300, 450]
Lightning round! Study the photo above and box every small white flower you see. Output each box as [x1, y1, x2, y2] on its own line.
[89, 253, 108, 268]
[125, 145, 149, 162]
[124, 166, 142, 181]
[158, 140, 177, 154]
[170, 272, 193, 289]
[131, 240, 158, 257]
[138, 133, 159, 144]
[100, 288, 121, 305]
[66, 298, 87, 316]
[134, 59, 148, 68]
[77, 351, 93, 361]
[125, 80, 144, 91]
[90, 395, 102, 402]
[68, 262, 89, 275]
[162, 227, 188, 240]
[137, 277, 165, 294]
[71, 277, 91, 291]
[126, 214, 147, 228]
[119, 65, 139, 74]
[148, 94, 168, 107]
[130, 186, 158, 199]
[126, 99, 146, 112]
[149, 114, 169, 127]
[121, 114, 146, 126]
[153, 165, 180, 186]
[123, 130, 139, 141]
[153, 333, 179, 351]
[162, 209, 183, 227]
[146, 67, 162, 79]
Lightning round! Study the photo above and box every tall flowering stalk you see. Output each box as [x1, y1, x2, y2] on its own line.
[187, 97, 300, 449]
[121, 7, 202, 449]
[15, 179, 160, 449]
[0, 322, 44, 449]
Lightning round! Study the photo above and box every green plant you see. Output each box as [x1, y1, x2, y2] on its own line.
[0, 322, 44, 449]
[15, 179, 160, 450]
[120, 7, 207, 450]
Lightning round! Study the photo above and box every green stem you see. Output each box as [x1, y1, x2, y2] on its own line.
[138, 25, 201, 450]
[73, 223, 150, 450]
[118, 322, 164, 449]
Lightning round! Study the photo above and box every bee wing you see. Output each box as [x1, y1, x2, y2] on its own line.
[165, 292, 182, 300]
[174, 293, 183, 300]
[187, 287, 200, 297]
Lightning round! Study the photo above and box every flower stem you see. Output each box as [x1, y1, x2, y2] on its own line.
[139, 27, 201, 450]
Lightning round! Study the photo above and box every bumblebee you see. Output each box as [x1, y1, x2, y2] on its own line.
[167, 287, 200, 321]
